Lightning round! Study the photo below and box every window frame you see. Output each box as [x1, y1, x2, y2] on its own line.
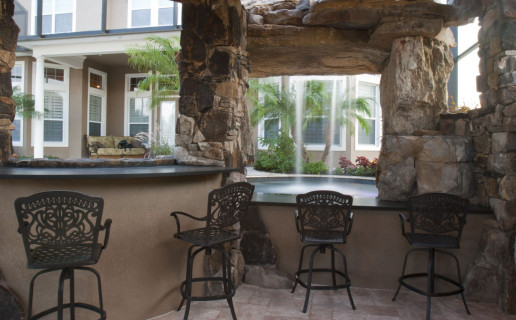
[87, 68, 107, 136]
[11, 61, 25, 147]
[127, 0, 181, 28]
[31, 63, 70, 147]
[354, 75, 382, 151]
[31, 0, 76, 35]
[124, 74, 152, 138]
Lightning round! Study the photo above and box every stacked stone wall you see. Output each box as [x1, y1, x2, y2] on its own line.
[463, 0, 516, 313]
[377, 36, 475, 201]
[175, 0, 253, 169]
[0, 0, 18, 163]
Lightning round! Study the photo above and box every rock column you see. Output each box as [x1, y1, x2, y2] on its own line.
[463, 0, 516, 313]
[175, 0, 252, 295]
[377, 35, 475, 201]
[0, 0, 18, 164]
[175, 0, 253, 170]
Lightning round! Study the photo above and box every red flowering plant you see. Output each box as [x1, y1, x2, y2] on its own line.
[338, 156, 377, 177]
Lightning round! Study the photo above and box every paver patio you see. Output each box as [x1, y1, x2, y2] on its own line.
[149, 283, 516, 320]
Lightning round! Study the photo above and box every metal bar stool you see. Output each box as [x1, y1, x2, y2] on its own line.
[15, 190, 112, 320]
[291, 190, 356, 313]
[171, 182, 255, 320]
[392, 193, 470, 320]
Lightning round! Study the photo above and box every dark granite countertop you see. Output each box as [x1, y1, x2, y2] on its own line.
[0, 165, 237, 179]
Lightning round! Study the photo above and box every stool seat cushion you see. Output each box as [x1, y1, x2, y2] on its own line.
[405, 233, 459, 249]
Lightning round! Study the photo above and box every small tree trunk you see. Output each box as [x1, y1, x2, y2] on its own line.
[321, 126, 331, 164]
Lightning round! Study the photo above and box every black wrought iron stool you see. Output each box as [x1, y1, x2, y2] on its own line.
[15, 190, 112, 320]
[392, 193, 470, 320]
[291, 190, 356, 313]
[171, 182, 255, 320]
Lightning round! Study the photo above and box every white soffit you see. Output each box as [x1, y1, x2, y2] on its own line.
[22, 30, 181, 59]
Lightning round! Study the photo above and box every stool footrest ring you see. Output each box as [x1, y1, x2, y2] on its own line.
[30, 302, 106, 320]
[399, 272, 465, 298]
[179, 277, 235, 302]
[294, 268, 351, 291]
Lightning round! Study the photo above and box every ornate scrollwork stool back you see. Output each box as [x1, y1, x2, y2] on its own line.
[291, 190, 356, 313]
[15, 190, 112, 320]
[392, 193, 470, 320]
[170, 182, 255, 320]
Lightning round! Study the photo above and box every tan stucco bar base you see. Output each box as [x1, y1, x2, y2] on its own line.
[0, 167, 492, 320]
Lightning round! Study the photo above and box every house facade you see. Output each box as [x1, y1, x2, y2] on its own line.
[12, 0, 182, 159]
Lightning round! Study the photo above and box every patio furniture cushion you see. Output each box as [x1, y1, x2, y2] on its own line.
[86, 135, 147, 158]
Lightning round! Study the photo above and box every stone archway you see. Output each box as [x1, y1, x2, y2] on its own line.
[174, 0, 515, 313]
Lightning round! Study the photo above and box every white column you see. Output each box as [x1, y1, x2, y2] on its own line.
[33, 56, 45, 158]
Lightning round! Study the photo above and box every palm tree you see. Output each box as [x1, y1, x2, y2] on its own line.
[304, 80, 372, 163]
[248, 78, 309, 161]
[126, 36, 180, 109]
[248, 78, 372, 165]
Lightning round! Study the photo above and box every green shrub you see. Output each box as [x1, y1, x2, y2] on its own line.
[253, 130, 296, 173]
[333, 167, 344, 175]
[303, 161, 328, 175]
[346, 166, 376, 177]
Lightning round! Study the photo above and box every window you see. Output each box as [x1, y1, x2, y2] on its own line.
[88, 69, 107, 136]
[33, 0, 75, 34]
[14, 1, 28, 36]
[44, 91, 65, 142]
[159, 100, 177, 147]
[355, 75, 382, 150]
[256, 77, 282, 149]
[11, 62, 24, 147]
[292, 77, 346, 151]
[128, 0, 182, 28]
[33, 65, 69, 147]
[125, 75, 151, 137]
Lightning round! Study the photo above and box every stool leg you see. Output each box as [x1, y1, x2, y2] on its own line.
[392, 249, 416, 302]
[218, 246, 237, 320]
[69, 268, 75, 320]
[182, 245, 198, 320]
[330, 246, 337, 288]
[436, 249, 471, 315]
[302, 245, 320, 313]
[426, 248, 435, 320]
[57, 268, 69, 320]
[292, 245, 309, 294]
[333, 246, 355, 310]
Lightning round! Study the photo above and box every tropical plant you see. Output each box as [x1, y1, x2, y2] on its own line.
[126, 36, 180, 110]
[304, 80, 372, 163]
[253, 129, 296, 173]
[135, 124, 174, 156]
[12, 86, 42, 119]
[302, 161, 328, 175]
[248, 78, 373, 166]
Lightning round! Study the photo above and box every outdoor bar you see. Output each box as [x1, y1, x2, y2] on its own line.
[0, 165, 492, 320]
[0, 0, 515, 319]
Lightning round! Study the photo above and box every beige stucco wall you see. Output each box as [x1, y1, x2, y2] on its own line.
[76, 0, 103, 32]
[258, 205, 489, 290]
[107, 0, 129, 30]
[0, 174, 222, 320]
[0, 174, 490, 319]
